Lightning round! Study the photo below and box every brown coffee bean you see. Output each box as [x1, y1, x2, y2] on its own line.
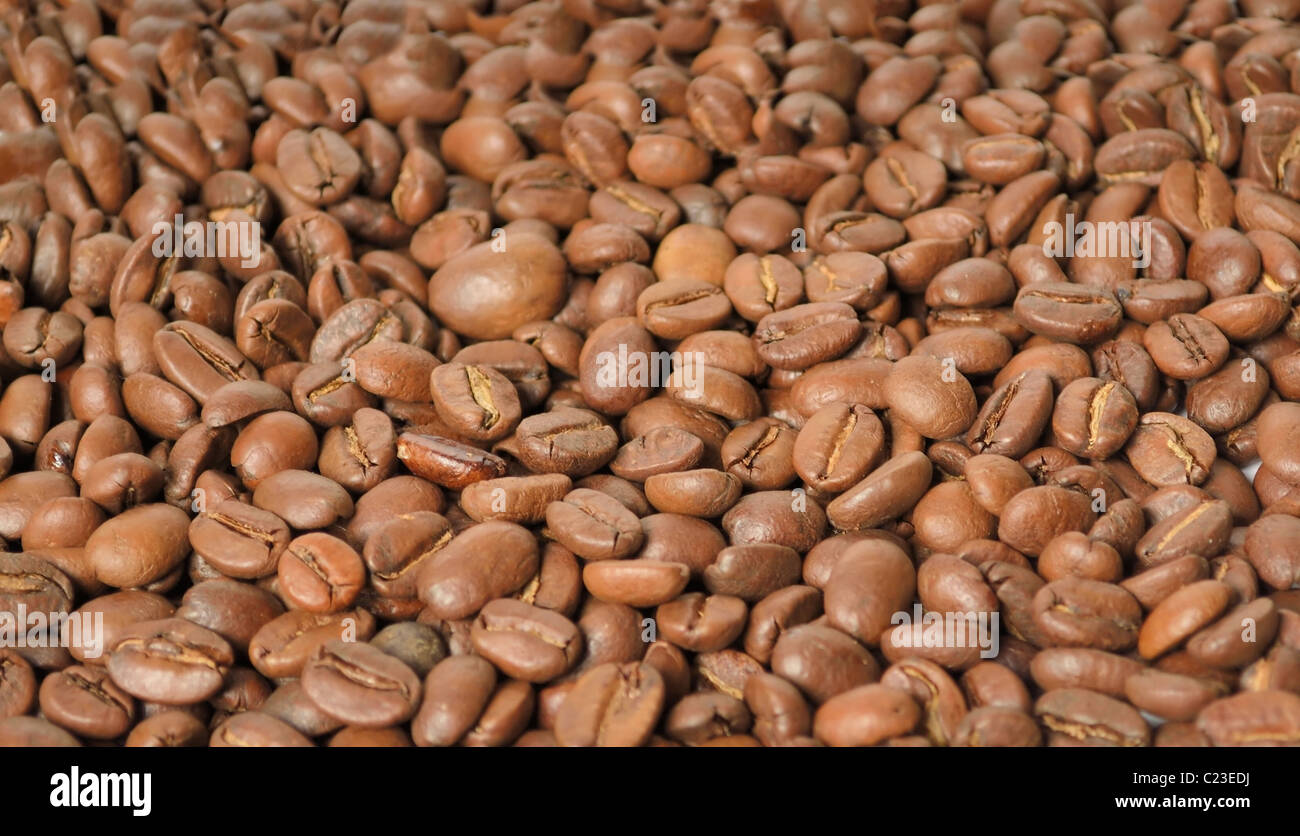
[553, 662, 666, 747]
[418, 522, 538, 621]
[1125, 412, 1216, 487]
[545, 488, 644, 560]
[885, 356, 978, 440]
[469, 599, 582, 683]
[515, 408, 619, 477]
[107, 618, 234, 705]
[1052, 378, 1139, 460]
[814, 684, 920, 746]
[1034, 688, 1150, 746]
[396, 433, 508, 490]
[1031, 578, 1142, 652]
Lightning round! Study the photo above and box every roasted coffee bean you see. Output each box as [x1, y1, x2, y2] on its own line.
[884, 356, 977, 440]
[38, 664, 135, 739]
[210, 712, 314, 747]
[430, 363, 522, 443]
[1125, 412, 1216, 487]
[611, 427, 705, 483]
[966, 370, 1054, 460]
[792, 404, 885, 493]
[1032, 578, 1143, 652]
[0, 651, 37, 720]
[554, 662, 666, 747]
[828, 451, 933, 531]
[107, 619, 234, 705]
[753, 303, 860, 371]
[1143, 314, 1230, 380]
[301, 640, 421, 728]
[370, 623, 448, 679]
[124, 710, 209, 747]
[188, 501, 289, 580]
[396, 433, 508, 490]
[250, 610, 376, 681]
[814, 684, 920, 747]
[515, 409, 619, 477]
[545, 489, 643, 561]
[1034, 688, 1150, 747]
[470, 599, 583, 683]
[277, 533, 365, 614]
[643, 469, 742, 519]
[461, 475, 572, 525]
[1197, 691, 1300, 747]
[175, 580, 284, 654]
[85, 503, 190, 589]
[1013, 284, 1123, 344]
[419, 522, 539, 621]
[362, 512, 454, 601]
[1052, 378, 1139, 460]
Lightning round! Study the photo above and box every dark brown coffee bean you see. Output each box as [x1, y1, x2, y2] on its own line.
[828, 451, 933, 531]
[188, 500, 289, 580]
[885, 355, 978, 440]
[1197, 691, 1300, 747]
[814, 684, 920, 746]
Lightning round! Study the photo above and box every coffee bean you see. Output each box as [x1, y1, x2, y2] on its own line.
[396, 433, 508, 489]
[827, 451, 933, 531]
[1125, 412, 1216, 487]
[1035, 688, 1150, 746]
[884, 355, 978, 440]
[176, 580, 284, 654]
[39, 665, 135, 740]
[301, 640, 421, 727]
[107, 618, 234, 705]
[814, 684, 920, 746]
[210, 712, 314, 747]
[1052, 378, 1139, 460]
[966, 370, 1054, 459]
[1197, 691, 1300, 746]
[470, 599, 583, 682]
[250, 609, 377, 681]
[515, 408, 618, 477]
[1032, 578, 1142, 652]
[419, 522, 538, 621]
[430, 362, 522, 443]
[545, 488, 643, 560]
[1013, 284, 1123, 344]
[85, 503, 191, 589]
[553, 662, 666, 747]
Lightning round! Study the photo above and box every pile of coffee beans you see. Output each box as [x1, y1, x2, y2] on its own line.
[1, 0, 1300, 748]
